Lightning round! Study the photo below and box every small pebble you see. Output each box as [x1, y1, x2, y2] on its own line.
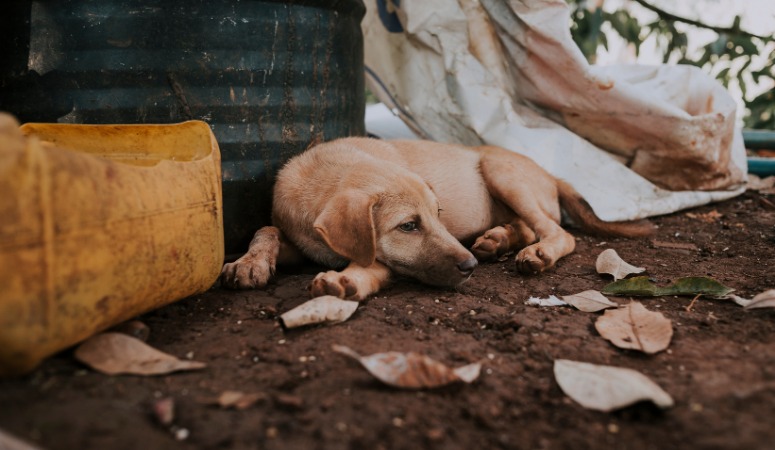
[173, 427, 189, 441]
[426, 427, 445, 441]
[153, 397, 175, 426]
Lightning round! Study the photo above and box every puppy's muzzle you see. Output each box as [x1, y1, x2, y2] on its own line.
[456, 256, 478, 277]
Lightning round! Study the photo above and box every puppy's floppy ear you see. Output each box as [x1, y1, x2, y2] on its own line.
[313, 190, 377, 267]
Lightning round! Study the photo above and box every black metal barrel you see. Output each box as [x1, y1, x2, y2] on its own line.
[0, 0, 366, 256]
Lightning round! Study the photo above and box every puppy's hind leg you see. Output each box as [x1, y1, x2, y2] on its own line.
[221, 226, 304, 289]
[471, 219, 536, 262]
[477, 146, 576, 274]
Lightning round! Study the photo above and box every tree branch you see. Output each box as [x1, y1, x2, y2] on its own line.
[630, 0, 773, 41]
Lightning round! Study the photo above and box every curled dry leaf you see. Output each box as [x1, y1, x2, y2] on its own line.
[596, 249, 645, 281]
[554, 359, 674, 412]
[595, 302, 672, 354]
[561, 290, 618, 312]
[0, 428, 43, 450]
[525, 295, 567, 307]
[729, 295, 753, 307]
[280, 296, 359, 329]
[747, 289, 775, 310]
[747, 175, 775, 196]
[746, 174, 775, 192]
[332, 345, 481, 389]
[74, 332, 206, 376]
[733, 289, 775, 310]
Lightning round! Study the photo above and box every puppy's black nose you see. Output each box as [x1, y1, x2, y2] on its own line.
[457, 257, 478, 276]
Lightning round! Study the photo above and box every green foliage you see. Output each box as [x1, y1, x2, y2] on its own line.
[746, 88, 775, 129]
[570, 6, 608, 61]
[567, 0, 775, 129]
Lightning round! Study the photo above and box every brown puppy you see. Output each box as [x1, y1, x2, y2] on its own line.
[221, 138, 653, 300]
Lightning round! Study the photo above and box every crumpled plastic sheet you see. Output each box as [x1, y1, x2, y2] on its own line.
[363, 0, 747, 221]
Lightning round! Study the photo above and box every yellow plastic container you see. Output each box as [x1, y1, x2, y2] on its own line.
[0, 115, 224, 376]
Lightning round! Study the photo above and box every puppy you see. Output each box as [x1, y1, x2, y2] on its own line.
[221, 138, 653, 300]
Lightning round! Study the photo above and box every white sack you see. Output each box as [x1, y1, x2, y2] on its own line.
[363, 0, 747, 221]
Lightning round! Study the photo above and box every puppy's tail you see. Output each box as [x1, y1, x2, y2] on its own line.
[557, 179, 655, 238]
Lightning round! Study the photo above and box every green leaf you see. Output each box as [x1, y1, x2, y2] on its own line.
[693, 48, 712, 68]
[569, 6, 605, 62]
[590, 7, 604, 32]
[602, 276, 734, 298]
[716, 67, 731, 87]
[602, 277, 663, 296]
[600, 31, 609, 51]
[644, 20, 661, 39]
[750, 66, 774, 84]
[731, 15, 742, 32]
[607, 10, 641, 45]
[673, 32, 688, 53]
[729, 36, 759, 56]
[737, 59, 752, 98]
[709, 35, 728, 55]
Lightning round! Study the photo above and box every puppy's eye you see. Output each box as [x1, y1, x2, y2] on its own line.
[398, 221, 418, 232]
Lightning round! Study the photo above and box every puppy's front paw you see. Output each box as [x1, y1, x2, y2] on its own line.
[221, 256, 275, 289]
[310, 271, 361, 300]
[516, 244, 553, 275]
[471, 226, 512, 261]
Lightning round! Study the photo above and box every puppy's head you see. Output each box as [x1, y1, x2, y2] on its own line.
[313, 172, 477, 287]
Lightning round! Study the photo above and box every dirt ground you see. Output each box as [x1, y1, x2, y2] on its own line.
[1, 189, 774, 450]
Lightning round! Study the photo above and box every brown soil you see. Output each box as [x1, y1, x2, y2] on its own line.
[2, 191, 774, 450]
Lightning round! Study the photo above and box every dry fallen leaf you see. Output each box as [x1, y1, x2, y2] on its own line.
[74, 332, 206, 375]
[732, 289, 775, 309]
[595, 302, 673, 354]
[746, 174, 775, 193]
[730, 295, 753, 307]
[746, 289, 775, 310]
[595, 249, 645, 281]
[561, 290, 618, 313]
[332, 345, 481, 389]
[554, 359, 674, 412]
[525, 295, 567, 307]
[0, 428, 43, 450]
[280, 296, 359, 329]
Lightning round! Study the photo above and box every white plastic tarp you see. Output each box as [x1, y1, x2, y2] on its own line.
[362, 0, 747, 221]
